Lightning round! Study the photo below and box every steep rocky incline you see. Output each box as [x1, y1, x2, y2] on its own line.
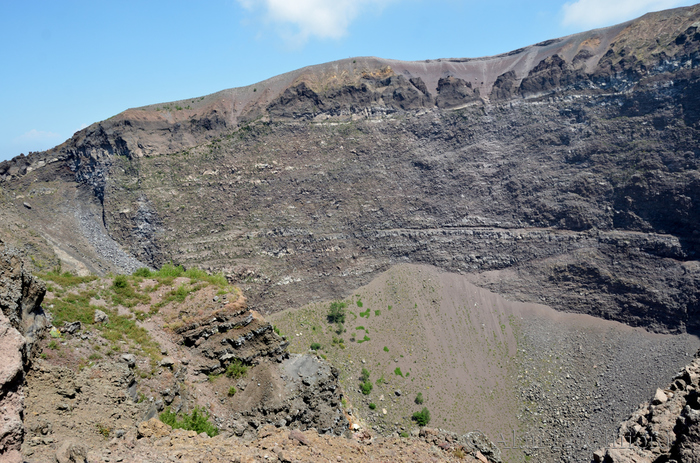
[1, 5, 700, 333]
[593, 350, 700, 463]
[0, 244, 47, 463]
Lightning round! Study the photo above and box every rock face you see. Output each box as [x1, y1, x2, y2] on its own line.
[2, 6, 700, 336]
[594, 350, 700, 463]
[173, 300, 348, 437]
[175, 307, 288, 374]
[0, 245, 47, 463]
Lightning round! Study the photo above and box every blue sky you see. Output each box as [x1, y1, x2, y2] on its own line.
[0, 0, 696, 162]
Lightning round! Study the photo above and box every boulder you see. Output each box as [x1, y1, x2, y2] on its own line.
[137, 418, 172, 439]
[93, 309, 109, 324]
[55, 439, 88, 463]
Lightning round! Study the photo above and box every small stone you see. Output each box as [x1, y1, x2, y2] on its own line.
[394, 390, 402, 397]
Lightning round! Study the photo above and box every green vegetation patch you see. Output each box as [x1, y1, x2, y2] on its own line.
[159, 406, 218, 437]
[38, 269, 98, 288]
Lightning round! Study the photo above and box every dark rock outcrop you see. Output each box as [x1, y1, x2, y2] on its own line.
[436, 76, 480, 108]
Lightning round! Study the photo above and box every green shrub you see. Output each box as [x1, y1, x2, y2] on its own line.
[310, 342, 321, 351]
[225, 360, 248, 379]
[360, 381, 373, 395]
[394, 367, 403, 377]
[400, 431, 409, 438]
[327, 301, 347, 324]
[356, 300, 363, 307]
[375, 310, 381, 316]
[159, 406, 218, 437]
[48, 340, 59, 350]
[227, 386, 237, 396]
[112, 275, 128, 289]
[415, 392, 424, 404]
[357, 334, 371, 343]
[133, 268, 153, 278]
[369, 403, 376, 410]
[383, 346, 389, 352]
[412, 407, 431, 426]
[155, 263, 185, 278]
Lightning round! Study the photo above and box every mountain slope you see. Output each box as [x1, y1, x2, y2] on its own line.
[1, 5, 700, 334]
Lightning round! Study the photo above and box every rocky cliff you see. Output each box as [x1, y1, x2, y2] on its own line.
[0, 244, 47, 462]
[1, 5, 700, 335]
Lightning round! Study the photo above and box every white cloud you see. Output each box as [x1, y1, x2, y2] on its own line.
[13, 129, 61, 144]
[561, 0, 687, 29]
[239, 0, 395, 45]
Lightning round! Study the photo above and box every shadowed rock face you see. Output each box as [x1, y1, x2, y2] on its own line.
[0, 246, 47, 463]
[436, 76, 480, 108]
[2, 6, 700, 335]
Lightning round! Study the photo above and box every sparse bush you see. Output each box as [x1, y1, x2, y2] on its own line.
[310, 342, 321, 351]
[327, 301, 347, 324]
[96, 423, 111, 438]
[415, 392, 424, 404]
[360, 368, 370, 382]
[227, 386, 237, 397]
[412, 407, 431, 426]
[400, 431, 409, 438]
[225, 360, 248, 379]
[159, 406, 219, 437]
